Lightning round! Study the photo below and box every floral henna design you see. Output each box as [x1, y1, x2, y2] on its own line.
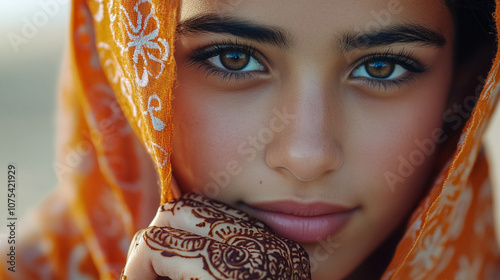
[144, 226, 310, 279]
[161, 193, 270, 235]
[146, 193, 311, 279]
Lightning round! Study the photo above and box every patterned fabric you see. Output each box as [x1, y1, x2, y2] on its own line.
[1, 0, 500, 279]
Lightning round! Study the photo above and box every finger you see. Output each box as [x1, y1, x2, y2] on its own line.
[154, 193, 270, 239]
[126, 228, 145, 259]
[143, 226, 270, 280]
[165, 193, 265, 226]
[123, 226, 216, 280]
[122, 229, 159, 280]
[124, 226, 311, 279]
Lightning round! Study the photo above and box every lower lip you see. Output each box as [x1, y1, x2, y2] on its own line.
[243, 206, 355, 243]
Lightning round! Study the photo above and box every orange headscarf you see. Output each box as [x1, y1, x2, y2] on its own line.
[1, 0, 500, 279]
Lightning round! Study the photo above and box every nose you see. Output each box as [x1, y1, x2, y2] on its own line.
[265, 78, 343, 182]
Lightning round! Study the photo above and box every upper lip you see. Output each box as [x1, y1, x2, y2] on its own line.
[242, 200, 356, 217]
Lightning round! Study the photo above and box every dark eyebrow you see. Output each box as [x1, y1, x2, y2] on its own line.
[339, 24, 447, 52]
[177, 14, 292, 49]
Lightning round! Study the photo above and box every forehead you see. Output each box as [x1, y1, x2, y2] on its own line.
[179, 0, 453, 38]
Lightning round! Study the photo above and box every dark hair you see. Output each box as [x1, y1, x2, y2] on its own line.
[447, 0, 497, 65]
[437, 1, 497, 155]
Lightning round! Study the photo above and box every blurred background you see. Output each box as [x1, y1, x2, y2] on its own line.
[0, 0, 68, 220]
[0, 0, 500, 222]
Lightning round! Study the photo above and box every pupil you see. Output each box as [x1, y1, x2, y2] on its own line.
[220, 51, 250, 70]
[371, 61, 386, 69]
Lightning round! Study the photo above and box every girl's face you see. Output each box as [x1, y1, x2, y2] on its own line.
[172, 0, 455, 278]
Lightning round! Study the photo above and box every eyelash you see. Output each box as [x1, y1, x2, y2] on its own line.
[186, 43, 427, 90]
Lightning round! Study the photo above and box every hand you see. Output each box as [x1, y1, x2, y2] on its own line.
[122, 192, 311, 280]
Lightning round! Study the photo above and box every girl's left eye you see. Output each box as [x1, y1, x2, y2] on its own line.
[349, 53, 427, 87]
[352, 60, 407, 80]
[208, 50, 265, 72]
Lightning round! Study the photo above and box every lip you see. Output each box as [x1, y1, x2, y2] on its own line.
[240, 200, 357, 243]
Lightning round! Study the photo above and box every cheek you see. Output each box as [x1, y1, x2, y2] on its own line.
[349, 74, 452, 220]
[171, 82, 261, 196]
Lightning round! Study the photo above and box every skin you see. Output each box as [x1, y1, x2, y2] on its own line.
[171, 0, 455, 279]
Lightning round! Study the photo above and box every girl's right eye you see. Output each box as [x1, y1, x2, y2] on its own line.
[187, 44, 268, 81]
[207, 50, 266, 72]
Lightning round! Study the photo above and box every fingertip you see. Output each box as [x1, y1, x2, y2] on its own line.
[122, 241, 158, 280]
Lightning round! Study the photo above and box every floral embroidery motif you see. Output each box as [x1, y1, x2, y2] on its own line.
[475, 181, 495, 236]
[109, 0, 170, 87]
[455, 256, 482, 280]
[97, 42, 137, 117]
[448, 186, 472, 239]
[152, 142, 168, 167]
[143, 93, 166, 131]
[408, 226, 450, 279]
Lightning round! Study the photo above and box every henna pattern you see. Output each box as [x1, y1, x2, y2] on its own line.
[145, 193, 311, 280]
[160, 193, 269, 235]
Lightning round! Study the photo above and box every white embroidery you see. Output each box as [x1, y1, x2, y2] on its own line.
[143, 93, 166, 131]
[448, 186, 472, 239]
[68, 244, 94, 280]
[92, 0, 104, 22]
[93, 189, 122, 235]
[158, 38, 170, 61]
[408, 226, 450, 279]
[475, 181, 494, 236]
[152, 142, 168, 167]
[109, 0, 170, 87]
[455, 255, 482, 280]
[97, 42, 137, 117]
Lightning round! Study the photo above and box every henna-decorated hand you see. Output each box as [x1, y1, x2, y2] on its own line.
[122, 193, 311, 280]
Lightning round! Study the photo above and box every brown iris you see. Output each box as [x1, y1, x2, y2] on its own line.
[220, 51, 250, 70]
[365, 61, 395, 79]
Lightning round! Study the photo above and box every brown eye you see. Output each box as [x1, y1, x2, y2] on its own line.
[205, 46, 265, 75]
[220, 51, 250, 70]
[364, 61, 396, 79]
